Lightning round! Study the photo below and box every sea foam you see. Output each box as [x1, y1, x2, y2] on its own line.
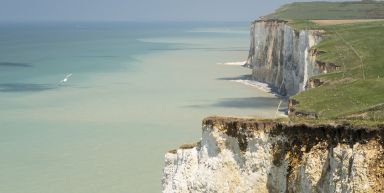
[230, 79, 272, 93]
[217, 61, 246, 66]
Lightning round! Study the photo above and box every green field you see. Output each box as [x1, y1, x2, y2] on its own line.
[292, 21, 384, 124]
[266, 1, 384, 125]
[266, 1, 384, 20]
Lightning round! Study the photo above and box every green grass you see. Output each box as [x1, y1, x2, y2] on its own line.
[286, 20, 322, 31]
[266, 1, 384, 20]
[291, 21, 384, 124]
[262, 1, 384, 125]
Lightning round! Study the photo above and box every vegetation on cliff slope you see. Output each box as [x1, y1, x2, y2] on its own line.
[266, 1, 384, 125]
[292, 21, 384, 124]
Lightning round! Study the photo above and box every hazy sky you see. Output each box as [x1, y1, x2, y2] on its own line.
[0, 0, 350, 22]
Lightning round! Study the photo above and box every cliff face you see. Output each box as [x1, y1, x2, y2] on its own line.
[246, 20, 323, 96]
[162, 117, 384, 193]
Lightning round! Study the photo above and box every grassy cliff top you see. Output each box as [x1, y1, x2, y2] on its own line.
[266, 1, 384, 20]
[291, 20, 384, 125]
[262, 1, 384, 125]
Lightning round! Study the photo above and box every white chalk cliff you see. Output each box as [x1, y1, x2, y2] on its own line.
[161, 19, 384, 193]
[162, 117, 384, 193]
[245, 19, 323, 96]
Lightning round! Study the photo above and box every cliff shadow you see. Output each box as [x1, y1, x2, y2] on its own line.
[212, 97, 280, 109]
[184, 97, 281, 110]
[216, 75, 251, 81]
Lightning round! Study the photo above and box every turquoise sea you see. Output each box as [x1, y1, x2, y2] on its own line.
[0, 22, 280, 193]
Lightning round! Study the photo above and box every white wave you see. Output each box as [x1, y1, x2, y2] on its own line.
[217, 61, 246, 66]
[188, 28, 248, 34]
[230, 79, 272, 93]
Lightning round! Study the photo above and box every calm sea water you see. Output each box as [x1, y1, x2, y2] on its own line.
[0, 22, 280, 193]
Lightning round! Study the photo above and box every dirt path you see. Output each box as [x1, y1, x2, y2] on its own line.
[333, 30, 366, 80]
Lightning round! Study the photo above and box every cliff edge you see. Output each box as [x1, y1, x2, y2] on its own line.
[163, 117, 384, 193]
[245, 19, 324, 96]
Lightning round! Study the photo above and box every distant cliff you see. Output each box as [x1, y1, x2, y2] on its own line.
[162, 117, 384, 193]
[245, 19, 323, 96]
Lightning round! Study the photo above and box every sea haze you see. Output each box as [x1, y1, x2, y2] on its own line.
[0, 21, 280, 193]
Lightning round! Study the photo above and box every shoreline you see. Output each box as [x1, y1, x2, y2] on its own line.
[230, 79, 272, 93]
[221, 61, 289, 117]
[222, 65, 286, 98]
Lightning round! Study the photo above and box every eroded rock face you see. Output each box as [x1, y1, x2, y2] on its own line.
[245, 20, 323, 96]
[162, 117, 384, 193]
